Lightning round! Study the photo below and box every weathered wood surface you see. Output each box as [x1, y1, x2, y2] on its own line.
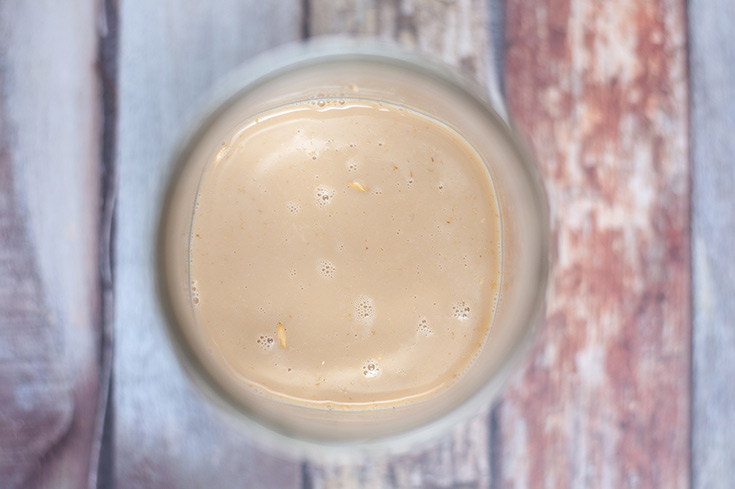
[112, 1, 304, 487]
[690, 1, 735, 488]
[304, 1, 501, 488]
[0, 1, 103, 488]
[496, 0, 691, 488]
[1, 1, 721, 488]
[309, 0, 505, 114]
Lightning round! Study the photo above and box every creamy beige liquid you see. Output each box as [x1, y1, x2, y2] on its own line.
[190, 100, 501, 409]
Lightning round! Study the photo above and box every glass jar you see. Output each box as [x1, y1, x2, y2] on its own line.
[157, 39, 549, 461]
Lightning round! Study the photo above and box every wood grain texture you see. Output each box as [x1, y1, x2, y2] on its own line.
[0, 2, 103, 488]
[496, 0, 690, 488]
[305, 416, 492, 489]
[305, 1, 499, 488]
[690, 1, 735, 488]
[113, 1, 304, 487]
[309, 0, 505, 115]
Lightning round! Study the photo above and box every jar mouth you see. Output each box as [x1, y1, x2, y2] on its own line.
[156, 38, 549, 461]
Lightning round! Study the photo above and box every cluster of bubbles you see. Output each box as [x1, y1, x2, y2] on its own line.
[315, 185, 336, 208]
[362, 359, 381, 378]
[354, 295, 375, 324]
[256, 334, 275, 351]
[308, 98, 345, 108]
[347, 160, 358, 172]
[191, 281, 200, 306]
[417, 317, 433, 336]
[452, 301, 471, 320]
[286, 202, 301, 214]
[318, 259, 336, 279]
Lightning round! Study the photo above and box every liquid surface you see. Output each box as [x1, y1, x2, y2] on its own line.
[190, 100, 501, 408]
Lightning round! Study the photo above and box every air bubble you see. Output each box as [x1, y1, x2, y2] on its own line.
[256, 335, 275, 351]
[318, 259, 336, 279]
[315, 185, 336, 208]
[362, 359, 381, 378]
[191, 280, 200, 306]
[317, 100, 326, 107]
[452, 301, 471, 320]
[417, 317, 434, 336]
[286, 202, 301, 214]
[354, 295, 375, 324]
[372, 187, 383, 195]
[438, 183, 446, 192]
[407, 177, 414, 187]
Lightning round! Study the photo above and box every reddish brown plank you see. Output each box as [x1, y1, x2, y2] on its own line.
[495, 0, 690, 487]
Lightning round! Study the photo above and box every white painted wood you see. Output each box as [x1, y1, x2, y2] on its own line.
[690, 1, 735, 488]
[113, 1, 304, 487]
[0, 1, 102, 488]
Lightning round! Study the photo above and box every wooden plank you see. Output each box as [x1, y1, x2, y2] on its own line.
[0, 2, 102, 488]
[690, 1, 735, 488]
[310, 0, 503, 110]
[305, 1, 499, 488]
[495, 0, 690, 488]
[113, 1, 304, 487]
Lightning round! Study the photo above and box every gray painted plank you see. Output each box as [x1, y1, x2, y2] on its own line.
[691, 1, 735, 488]
[113, 1, 304, 487]
[304, 1, 500, 488]
[0, 1, 102, 488]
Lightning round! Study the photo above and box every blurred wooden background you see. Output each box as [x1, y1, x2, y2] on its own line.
[0, 0, 732, 488]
